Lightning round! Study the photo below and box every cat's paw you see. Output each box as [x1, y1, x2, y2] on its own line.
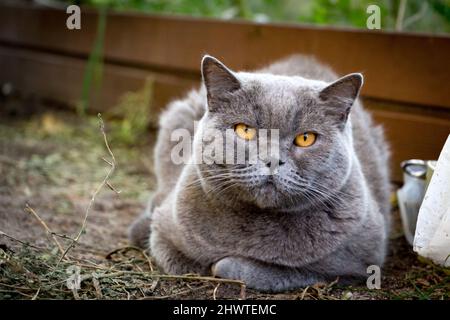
[211, 256, 317, 292]
[211, 256, 245, 281]
[212, 256, 280, 291]
[128, 213, 152, 249]
[212, 256, 278, 290]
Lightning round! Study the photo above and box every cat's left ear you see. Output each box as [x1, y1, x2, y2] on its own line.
[201, 55, 241, 110]
[319, 73, 363, 127]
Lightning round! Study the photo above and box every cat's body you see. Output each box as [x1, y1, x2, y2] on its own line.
[130, 55, 391, 292]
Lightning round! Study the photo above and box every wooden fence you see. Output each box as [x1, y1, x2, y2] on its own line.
[1, 3, 449, 181]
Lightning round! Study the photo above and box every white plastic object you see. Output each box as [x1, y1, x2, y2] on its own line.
[413, 135, 450, 267]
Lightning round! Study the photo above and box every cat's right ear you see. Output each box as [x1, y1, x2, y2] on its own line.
[201, 55, 241, 109]
[318, 73, 363, 128]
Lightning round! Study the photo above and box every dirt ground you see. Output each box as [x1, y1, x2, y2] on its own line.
[0, 104, 449, 300]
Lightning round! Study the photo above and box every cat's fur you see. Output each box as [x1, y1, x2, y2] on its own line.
[129, 55, 391, 292]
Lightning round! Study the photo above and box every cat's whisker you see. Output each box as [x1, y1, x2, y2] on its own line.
[197, 166, 254, 175]
[183, 173, 234, 188]
[214, 182, 241, 199]
[206, 180, 239, 197]
[184, 178, 234, 192]
[281, 176, 348, 210]
[287, 172, 359, 205]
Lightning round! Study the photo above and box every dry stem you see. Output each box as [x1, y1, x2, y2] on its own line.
[0, 230, 46, 251]
[59, 113, 117, 262]
[24, 204, 66, 256]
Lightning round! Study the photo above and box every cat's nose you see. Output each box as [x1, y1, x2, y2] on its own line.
[265, 159, 285, 167]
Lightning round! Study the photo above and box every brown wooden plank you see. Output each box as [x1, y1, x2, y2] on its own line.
[0, 45, 197, 125]
[0, 4, 449, 109]
[370, 108, 450, 181]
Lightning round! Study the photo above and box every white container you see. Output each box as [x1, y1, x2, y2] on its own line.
[397, 160, 427, 245]
[413, 135, 450, 267]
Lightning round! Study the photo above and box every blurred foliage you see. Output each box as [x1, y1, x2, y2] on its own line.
[57, 0, 450, 34]
[106, 78, 154, 146]
[78, 4, 107, 115]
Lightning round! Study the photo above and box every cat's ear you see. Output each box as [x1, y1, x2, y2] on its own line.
[319, 73, 363, 127]
[201, 55, 241, 107]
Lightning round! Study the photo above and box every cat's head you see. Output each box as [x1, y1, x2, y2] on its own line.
[193, 55, 362, 210]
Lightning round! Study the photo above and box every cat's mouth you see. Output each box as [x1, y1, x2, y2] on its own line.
[259, 176, 279, 192]
[251, 175, 288, 209]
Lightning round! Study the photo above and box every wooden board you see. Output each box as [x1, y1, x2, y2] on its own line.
[0, 45, 197, 125]
[0, 4, 450, 109]
[370, 108, 450, 181]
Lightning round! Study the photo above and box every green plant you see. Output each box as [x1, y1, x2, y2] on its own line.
[78, 4, 107, 115]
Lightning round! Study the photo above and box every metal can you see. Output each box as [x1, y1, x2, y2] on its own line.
[397, 159, 428, 245]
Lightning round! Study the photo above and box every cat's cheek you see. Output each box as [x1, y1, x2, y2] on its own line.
[290, 147, 314, 162]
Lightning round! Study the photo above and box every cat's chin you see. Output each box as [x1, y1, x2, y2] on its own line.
[251, 181, 312, 211]
[252, 182, 289, 209]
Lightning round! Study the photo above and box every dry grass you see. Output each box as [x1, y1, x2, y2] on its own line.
[0, 105, 449, 300]
[0, 243, 247, 300]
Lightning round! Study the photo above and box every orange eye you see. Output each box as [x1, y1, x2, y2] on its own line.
[294, 132, 316, 147]
[234, 123, 256, 140]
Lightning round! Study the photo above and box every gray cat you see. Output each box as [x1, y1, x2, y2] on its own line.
[129, 54, 391, 292]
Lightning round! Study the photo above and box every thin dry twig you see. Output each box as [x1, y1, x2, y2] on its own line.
[105, 246, 154, 272]
[72, 269, 246, 299]
[150, 279, 159, 292]
[239, 283, 246, 300]
[141, 250, 154, 272]
[50, 232, 76, 241]
[0, 289, 34, 298]
[143, 284, 211, 300]
[59, 113, 117, 262]
[0, 230, 46, 251]
[80, 270, 245, 288]
[299, 286, 310, 300]
[24, 204, 66, 256]
[106, 181, 121, 194]
[152, 273, 246, 288]
[213, 283, 220, 300]
[92, 275, 103, 299]
[31, 287, 41, 300]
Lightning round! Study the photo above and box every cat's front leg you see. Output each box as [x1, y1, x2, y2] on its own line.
[150, 231, 210, 276]
[128, 213, 152, 249]
[212, 256, 321, 292]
